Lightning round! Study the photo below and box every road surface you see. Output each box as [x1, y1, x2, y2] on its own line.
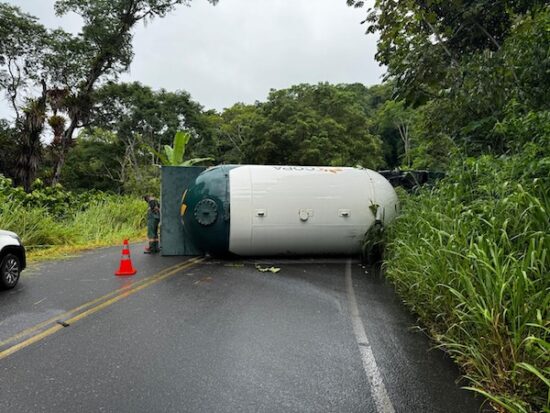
[0, 243, 488, 412]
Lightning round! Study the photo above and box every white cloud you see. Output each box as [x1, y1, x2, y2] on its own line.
[1, 0, 384, 116]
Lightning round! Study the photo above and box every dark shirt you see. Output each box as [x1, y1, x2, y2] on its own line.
[148, 199, 160, 219]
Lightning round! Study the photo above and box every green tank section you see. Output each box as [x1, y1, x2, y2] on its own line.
[181, 165, 236, 256]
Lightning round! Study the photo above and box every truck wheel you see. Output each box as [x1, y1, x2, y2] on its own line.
[1, 253, 21, 289]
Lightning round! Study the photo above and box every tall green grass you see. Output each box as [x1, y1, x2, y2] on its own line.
[0, 196, 146, 258]
[70, 198, 146, 245]
[384, 146, 549, 412]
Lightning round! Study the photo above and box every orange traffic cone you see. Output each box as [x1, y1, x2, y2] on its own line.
[115, 239, 137, 276]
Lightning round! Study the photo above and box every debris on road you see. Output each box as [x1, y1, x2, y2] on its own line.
[194, 276, 213, 285]
[255, 265, 281, 274]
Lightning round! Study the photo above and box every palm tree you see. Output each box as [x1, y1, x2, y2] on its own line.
[15, 96, 46, 192]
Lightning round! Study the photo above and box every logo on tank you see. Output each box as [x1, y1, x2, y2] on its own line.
[272, 166, 343, 174]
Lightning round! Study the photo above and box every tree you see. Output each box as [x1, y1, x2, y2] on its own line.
[348, 0, 547, 103]
[215, 103, 263, 164]
[61, 128, 125, 192]
[90, 82, 207, 158]
[48, 0, 219, 184]
[0, 4, 47, 119]
[232, 83, 384, 168]
[86, 82, 213, 189]
[0, 120, 17, 179]
[0, 4, 49, 190]
[376, 100, 414, 168]
[0, 1, 220, 190]
[348, 1, 549, 163]
[16, 89, 48, 191]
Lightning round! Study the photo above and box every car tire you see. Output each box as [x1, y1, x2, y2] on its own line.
[1, 253, 21, 289]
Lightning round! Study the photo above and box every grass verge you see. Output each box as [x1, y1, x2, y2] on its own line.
[0, 196, 147, 263]
[383, 149, 549, 412]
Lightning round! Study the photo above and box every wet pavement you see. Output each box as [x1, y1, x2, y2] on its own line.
[0, 246, 489, 412]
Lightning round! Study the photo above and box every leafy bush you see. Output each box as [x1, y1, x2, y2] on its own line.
[0, 175, 115, 218]
[384, 143, 549, 412]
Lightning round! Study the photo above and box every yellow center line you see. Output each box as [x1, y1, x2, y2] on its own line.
[0, 257, 202, 349]
[0, 257, 203, 361]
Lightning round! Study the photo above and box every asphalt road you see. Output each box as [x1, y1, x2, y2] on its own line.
[0, 244, 489, 412]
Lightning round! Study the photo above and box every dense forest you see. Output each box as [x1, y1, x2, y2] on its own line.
[0, 79, 403, 194]
[1, 1, 546, 194]
[0, 1, 548, 412]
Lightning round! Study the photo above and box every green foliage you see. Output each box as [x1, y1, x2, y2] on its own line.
[349, 2, 549, 168]
[1, 174, 112, 218]
[145, 130, 214, 166]
[168, 131, 187, 165]
[56, 81, 397, 194]
[346, 3, 550, 410]
[91, 82, 207, 149]
[2, 79, 399, 191]
[375, 100, 414, 168]
[61, 128, 125, 193]
[357, 0, 546, 103]
[212, 103, 258, 164]
[88, 82, 215, 186]
[361, 219, 385, 264]
[164, 131, 213, 166]
[121, 164, 160, 197]
[1, 1, 221, 187]
[384, 144, 549, 412]
[408, 100, 458, 170]
[0, 3, 47, 89]
[215, 83, 386, 168]
[0, 120, 16, 179]
[67, 197, 146, 246]
[0, 174, 145, 250]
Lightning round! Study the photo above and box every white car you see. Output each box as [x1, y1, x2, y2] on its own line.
[0, 230, 26, 289]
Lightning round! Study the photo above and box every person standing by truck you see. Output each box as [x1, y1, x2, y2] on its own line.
[143, 195, 160, 254]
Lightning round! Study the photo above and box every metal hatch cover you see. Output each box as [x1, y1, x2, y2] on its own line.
[194, 198, 218, 226]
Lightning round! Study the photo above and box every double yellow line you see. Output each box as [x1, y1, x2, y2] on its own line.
[0, 257, 204, 361]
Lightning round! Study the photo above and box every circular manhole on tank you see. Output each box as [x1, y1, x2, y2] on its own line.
[194, 198, 218, 226]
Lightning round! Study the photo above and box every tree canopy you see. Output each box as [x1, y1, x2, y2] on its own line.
[0, 0, 218, 189]
[0, 0, 548, 195]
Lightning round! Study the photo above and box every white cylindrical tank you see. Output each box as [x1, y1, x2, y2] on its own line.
[182, 165, 398, 256]
[228, 166, 398, 255]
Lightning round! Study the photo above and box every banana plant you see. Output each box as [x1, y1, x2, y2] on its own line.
[145, 131, 214, 166]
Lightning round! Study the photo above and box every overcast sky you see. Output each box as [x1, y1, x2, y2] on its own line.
[2, 0, 383, 116]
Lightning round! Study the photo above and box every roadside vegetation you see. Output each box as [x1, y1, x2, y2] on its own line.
[348, 1, 549, 411]
[385, 147, 549, 412]
[0, 175, 145, 260]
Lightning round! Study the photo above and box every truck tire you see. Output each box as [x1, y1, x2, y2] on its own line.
[1, 253, 21, 289]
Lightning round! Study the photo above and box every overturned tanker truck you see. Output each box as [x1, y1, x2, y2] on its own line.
[178, 165, 398, 257]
